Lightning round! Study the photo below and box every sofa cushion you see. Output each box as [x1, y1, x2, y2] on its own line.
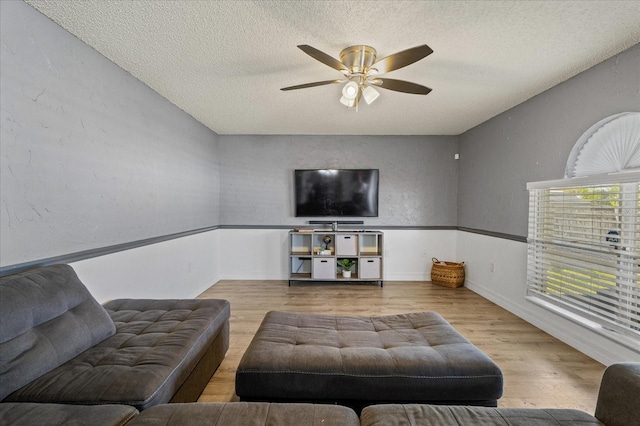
[0, 402, 138, 426]
[0, 264, 116, 400]
[127, 402, 359, 426]
[360, 404, 603, 426]
[4, 298, 230, 410]
[595, 362, 640, 426]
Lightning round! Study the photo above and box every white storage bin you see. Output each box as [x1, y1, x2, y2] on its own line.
[335, 234, 358, 256]
[313, 257, 336, 279]
[359, 258, 381, 279]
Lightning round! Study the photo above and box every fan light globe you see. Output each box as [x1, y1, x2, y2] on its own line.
[362, 86, 380, 105]
[342, 81, 359, 99]
[340, 96, 356, 107]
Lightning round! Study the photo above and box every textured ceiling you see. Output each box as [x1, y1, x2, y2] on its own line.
[24, 1, 640, 135]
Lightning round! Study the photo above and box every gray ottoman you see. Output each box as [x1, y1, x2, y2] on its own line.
[235, 311, 503, 410]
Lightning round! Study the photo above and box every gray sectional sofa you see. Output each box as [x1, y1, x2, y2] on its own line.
[1, 264, 638, 425]
[0, 264, 230, 411]
[359, 363, 640, 425]
[2, 363, 639, 425]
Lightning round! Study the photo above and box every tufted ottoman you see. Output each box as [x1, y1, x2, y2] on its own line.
[235, 311, 503, 410]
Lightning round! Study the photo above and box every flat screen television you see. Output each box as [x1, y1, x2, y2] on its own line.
[295, 169, 379, 217]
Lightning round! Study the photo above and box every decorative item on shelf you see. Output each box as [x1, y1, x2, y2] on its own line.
[430, 257, 465, 288]
[323, 235, 332, 250]
[337, 258, 356, 278]
[315, 245, 331, 255]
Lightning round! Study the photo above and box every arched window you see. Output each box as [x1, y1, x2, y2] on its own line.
[527, 112, 639, 350]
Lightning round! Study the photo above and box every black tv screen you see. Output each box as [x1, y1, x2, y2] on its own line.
[295, 169, 379, 217]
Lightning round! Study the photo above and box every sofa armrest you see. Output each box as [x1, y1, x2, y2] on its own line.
[595, 363, 640, 426]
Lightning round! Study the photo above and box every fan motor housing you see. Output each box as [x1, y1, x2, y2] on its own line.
[340, 45, 377, 73]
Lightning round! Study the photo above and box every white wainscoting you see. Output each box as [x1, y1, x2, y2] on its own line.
[381, 229, 456, 280]
[71, 229, 220, 303]
[456, 231, 640, 365]
[65, 227, 639, 364]
[67, 228, 456, 301]
[217, 229, 457, 281]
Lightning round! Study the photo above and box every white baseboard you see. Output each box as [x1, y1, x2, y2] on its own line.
[464, 278, 636, 365]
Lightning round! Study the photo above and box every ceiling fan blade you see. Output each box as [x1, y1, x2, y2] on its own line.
[297, 45, 349, 73]
[371, 44, 433, 75]
[281, 79, 343, 91]
[373, 78, 432, 95]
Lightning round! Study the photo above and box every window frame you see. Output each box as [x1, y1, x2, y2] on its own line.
[526, 171, 640, 352]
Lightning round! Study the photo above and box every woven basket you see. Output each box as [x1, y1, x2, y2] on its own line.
[430, 257, 465, 288]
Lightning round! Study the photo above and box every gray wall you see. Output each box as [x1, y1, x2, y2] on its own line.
[457, 43, 640, 237]
[4, 0, 637, 267]
[219, 135, 459, 227]
[0, 1, 220, 266]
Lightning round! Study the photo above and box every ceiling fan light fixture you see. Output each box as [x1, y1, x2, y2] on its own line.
[362, 86, 379, 105]
[340, 96, 356, 107]
[282, 43, 433, 110]
[342, 81, 359, 100]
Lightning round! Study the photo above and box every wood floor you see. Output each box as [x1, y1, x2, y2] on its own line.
[197, 280, 605, 414]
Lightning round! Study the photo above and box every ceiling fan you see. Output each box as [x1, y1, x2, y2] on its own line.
[281, 44, 433, 109]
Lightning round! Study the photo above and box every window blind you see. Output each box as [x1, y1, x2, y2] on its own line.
[526, 172, 640, 348]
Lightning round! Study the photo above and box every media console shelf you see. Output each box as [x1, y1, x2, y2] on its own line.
[289, 230, 383, 286]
